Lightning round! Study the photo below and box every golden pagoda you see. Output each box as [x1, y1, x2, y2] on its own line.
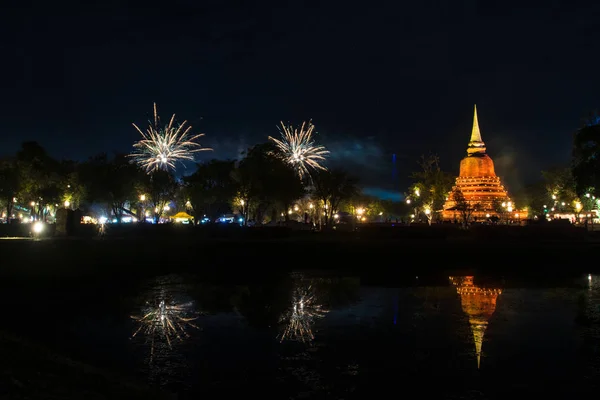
[442, 105, 527, 221]
[449, 276, 502, 369]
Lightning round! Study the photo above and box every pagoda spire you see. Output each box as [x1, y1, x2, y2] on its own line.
[467, 104, 486, 155]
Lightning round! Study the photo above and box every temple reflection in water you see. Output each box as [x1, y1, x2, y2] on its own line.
[449, 276, 502, 369]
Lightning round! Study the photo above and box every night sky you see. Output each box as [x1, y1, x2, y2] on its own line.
[2, 0, 600, 197]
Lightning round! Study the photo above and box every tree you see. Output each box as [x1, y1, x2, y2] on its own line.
[541, 167, 578, 213]
[406, 154, 453, 223]
[233, 142, 305, 225]
[58, 160, 86, 210]
[80, 153, 141, 222]
[16, 142, 62, 221]
[0, 160, 20, 222]
[573, 122, 600, 197]
[145, 170, 179, 223]
[311, 169, 359, 229]
[183, 160, 237, 223]
[451, 187, 478, 227]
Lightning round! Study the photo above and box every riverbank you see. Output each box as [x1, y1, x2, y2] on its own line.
[0, 232, 597, 284]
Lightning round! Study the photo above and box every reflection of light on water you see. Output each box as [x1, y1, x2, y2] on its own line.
[279, 284, 328, 343]
[131, 296, 199, 361]
[449, 276, 501, 369]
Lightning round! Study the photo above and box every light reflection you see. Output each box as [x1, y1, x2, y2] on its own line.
[278, 281, 328, 343]
[131, 294, 200, 361]
[449, 276, 502, 369]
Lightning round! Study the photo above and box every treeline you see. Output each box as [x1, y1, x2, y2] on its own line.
[0, 141, 405, 226]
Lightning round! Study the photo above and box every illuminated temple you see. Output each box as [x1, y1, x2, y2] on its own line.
[442, 105, 527, 221]
[449, 276, 502, 369]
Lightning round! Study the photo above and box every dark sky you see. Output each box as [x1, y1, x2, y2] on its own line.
[2, 0, 600, 196]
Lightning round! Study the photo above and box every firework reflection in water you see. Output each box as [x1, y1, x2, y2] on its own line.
[131, 296, 199, 361]
[279, 283, 328, 343]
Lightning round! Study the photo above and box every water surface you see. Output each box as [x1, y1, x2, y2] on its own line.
[2, 273, 599, 398]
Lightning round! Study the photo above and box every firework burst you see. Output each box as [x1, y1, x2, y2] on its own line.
[278, 284, 328, 343]
[268, 120, 329, 179]
[130, 103, 212, 173]
[131, 298, 199, 360]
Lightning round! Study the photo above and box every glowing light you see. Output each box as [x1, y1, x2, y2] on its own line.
[406, 199, 411, 204]
[64, 200, 70, 208]
[268, 120, 329, 179]
[33, 222, 44, 233]
[140, 194, 146, 201]
[424, 208, 431, 215]
[130, 103, 212, 173]
[356, 208, 364, 215]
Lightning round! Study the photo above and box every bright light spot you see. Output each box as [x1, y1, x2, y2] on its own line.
[164, 205, 170, 211]
[99, 217, 108, 224]
[64, 200, 70, 208]
[294, 205, 299, 211]
[356, 208, 364, 215]
[406, 199, 411, 204]
[486, 213, 490, 218]
[240, 199, 244, 206]
[140, 194, 146, 201]
[334, 214, 339, 219]
[33, 222, 44, 233]
[309, 203, 313, 209]
[424, 208, 431, 215]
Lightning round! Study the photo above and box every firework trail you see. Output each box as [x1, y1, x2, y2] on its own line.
[268, 120, 329, 179]
[130, 103, 211, 173]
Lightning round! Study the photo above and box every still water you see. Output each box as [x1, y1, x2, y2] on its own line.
[3, 273, 600, 398]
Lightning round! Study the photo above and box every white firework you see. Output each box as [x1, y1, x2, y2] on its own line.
[130, 103, 212, 173]
[268, 120, 329, 179]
